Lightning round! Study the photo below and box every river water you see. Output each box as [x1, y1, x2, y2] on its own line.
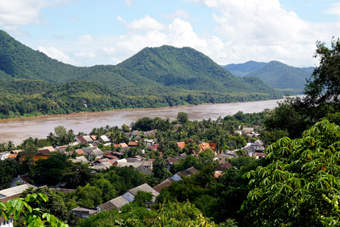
[0, 98, 287, 145]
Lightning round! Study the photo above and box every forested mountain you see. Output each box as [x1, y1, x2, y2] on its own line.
[245, 61, 312, 91]
[0, 30, 283, 118]
[223, 61, 267, 77]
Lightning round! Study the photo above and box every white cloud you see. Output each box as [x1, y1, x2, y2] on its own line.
[324, 3, 340, 17]
[127, 15, 167, 31]
[117, 16, 126, 25]
[38, 46, 70, 63]
[163, 9, 191, 19]
[0, 0, 71, 27]
[74, 52, 96, 58]
[173, 0, 340, 67]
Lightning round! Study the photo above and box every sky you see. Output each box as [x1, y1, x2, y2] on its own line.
[0, 0, 340, 68]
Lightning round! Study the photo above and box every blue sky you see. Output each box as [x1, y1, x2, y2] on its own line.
[1, 0, 339, 67]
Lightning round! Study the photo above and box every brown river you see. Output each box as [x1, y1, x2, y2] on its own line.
[0, 98, 288, 145]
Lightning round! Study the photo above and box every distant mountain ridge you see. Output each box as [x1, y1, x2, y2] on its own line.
[223, 61, 267, 77]
[223, 60, 314, 92]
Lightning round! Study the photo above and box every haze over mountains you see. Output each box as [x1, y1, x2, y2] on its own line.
[223, 61, 314, 92]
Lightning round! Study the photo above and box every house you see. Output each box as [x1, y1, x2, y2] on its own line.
[171, 167, 198, 181]
[38, 148, 50, 155]
[75, 149, 85, 156]
[20, 153, 52, 164]
[12, 150, 23, 154]
[98, 196, 130, 212]
[100, 135, 110, 143]
[70, 156, 89, 164]
[75, 136, 87, 144]
[209, 142, 217, 152]
[120, 143, 128, 148]
[216, 153, 228, 163]
[0, 184, 37, 226]
[42, 146, 55, 152]
[7, 154, 17, 159]
[91, 162, 111, 170]
[199, 142, 211, 153]
[10, 174, 30, 188]
[215, 162, 233, 171]
[0, 184, 36, 202]
[91, 149, 104, 159]
[177, 167, 198, 177]
[116, 162, 142, 168]
[122, 183, 159, 203]
[165, 157, 178, 170]
[131, 130, 141, 137]
[143, 139, 154, 146]
[83, 136, 94, 143]
[55, 146, 67, 153]
[153, 178, 173, 193]
[143, 130, 156, 138]
[149, 144, 158, 151]
[176, 142, 185, 150]
[71, 207, 97, 219]
[135, 165, 152, 175]
[128, 141, 138, 147]
[91, 135, 97, 141]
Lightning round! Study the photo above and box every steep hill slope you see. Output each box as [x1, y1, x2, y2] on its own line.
[245, 61, 312, 91]
[223, 61, 267, 77]
[117, 46, 277, 94]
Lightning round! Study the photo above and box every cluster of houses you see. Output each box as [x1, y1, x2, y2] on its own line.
[0, 126, 266, 226]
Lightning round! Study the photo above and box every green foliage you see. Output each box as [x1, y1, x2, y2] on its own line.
[133, 191, 153, 207]
[77, 201, 218, 227]
[229, 155, 255, 169]
[0, 193, 68, 227]
[242, 120, 340, 226]
[21, 188, 68, 221]
[34, 155, 67, 186]
[152, 157, 171, 180]
[0, 158, 20, 186]
[177, 112, 189, 124]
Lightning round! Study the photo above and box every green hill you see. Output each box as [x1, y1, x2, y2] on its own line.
[117, 46, 277, 94]
[0, 30, 283, 118]
[245, 61, 312, 92]
[223, 61, 267, 77]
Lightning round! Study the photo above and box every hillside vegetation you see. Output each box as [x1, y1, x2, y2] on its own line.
[245, 61, 312, 91]
[0, 30, 282, 118]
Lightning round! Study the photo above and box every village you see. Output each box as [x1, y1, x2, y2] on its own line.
[0, 114, 267, 226]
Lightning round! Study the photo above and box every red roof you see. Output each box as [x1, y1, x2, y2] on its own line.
[149, 145, 158, 151]
[105, 155, 118, 160]
[39, 149, 50, 155]
[76, 149, 85, 155]
[153, 182, 172, 193]
[128, 142, 138, 146]
[77, 136, 87, 143]
[177, 142, 185, 149]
